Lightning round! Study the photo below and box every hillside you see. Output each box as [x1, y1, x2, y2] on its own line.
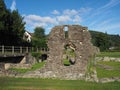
[90, 30, 120, 51]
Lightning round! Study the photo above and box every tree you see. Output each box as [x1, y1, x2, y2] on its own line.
[0, 0, 6, 30]
[90, 31, 110, 51]
[0, 0, 26, 45]
[32, 27, 47, 48]
[34, 27, 45, 38]
[10, 10, 26, 45]
[0, 0, 10, 45]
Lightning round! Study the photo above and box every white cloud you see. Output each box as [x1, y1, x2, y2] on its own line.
[79, 7, 92, 14]
[24, 15, 56, 24]
[24, 7, 93, 33]
[73, 15, 82, 23]
[62, 8, 92, 16]
[56, 15, 72, 23]
[63, 9, 78, 16]
[10, 0, 16, 11]
[24, 14, 58, 32]
[51, 10, 60, 15]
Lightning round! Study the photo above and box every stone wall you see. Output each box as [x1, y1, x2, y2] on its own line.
[95, 57, 120, 62]
[5, 63, 32, 70]
[22, 25, 96, 80]
[0, 63, 4, 70]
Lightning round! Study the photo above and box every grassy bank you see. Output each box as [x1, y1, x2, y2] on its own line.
[0, 77, 120, 90]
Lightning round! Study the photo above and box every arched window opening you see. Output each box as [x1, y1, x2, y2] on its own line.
[63, 42, 76, 66]
[64, 26, 68, 38]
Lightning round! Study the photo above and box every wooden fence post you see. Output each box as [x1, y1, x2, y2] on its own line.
[20, 46, 22, 53]
[26, 47, 28, 53]
[12, 46, 14, 54]
[2, 45, 4, 54]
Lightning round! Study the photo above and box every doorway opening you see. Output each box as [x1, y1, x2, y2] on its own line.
[63, 42, 76, 66]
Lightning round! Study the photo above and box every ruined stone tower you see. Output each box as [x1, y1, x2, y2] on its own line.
[37, 25, 96, 80]
[23, 25, 96, 79]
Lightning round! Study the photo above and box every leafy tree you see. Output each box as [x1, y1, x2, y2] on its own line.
[90, 31, 110, 51]
[0, 0, 6, 30]
[0, 0, 26, 46]
[10, 10, 26, 45]
[32, 27, 47, 48]
[34, 27, 45, 38]
[0, 0, 10, 45]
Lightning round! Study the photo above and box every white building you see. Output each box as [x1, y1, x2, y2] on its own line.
[23, 31, 32, 42]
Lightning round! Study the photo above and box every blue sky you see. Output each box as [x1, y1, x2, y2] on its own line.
[4, 0, 120, 35]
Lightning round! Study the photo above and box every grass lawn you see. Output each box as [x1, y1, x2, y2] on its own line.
[1, 51, 120, 90]
[96, 61, 120, 78]
[0, 77, 120, 90]
[10, 62, 46, 73]
[96, 52, 120, 57]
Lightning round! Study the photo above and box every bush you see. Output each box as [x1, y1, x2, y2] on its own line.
[31, 52, 42, 62]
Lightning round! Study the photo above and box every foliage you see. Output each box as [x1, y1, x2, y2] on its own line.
[90, 31, 110, 51]
[109, 34, 120, 48]
[86, 55, 96, 77]
[90, 30, 120, 51]
[31, 52, 42, 62]
[96, 52, 120, 57]
[10, 62, 46, 73]
[0, 0, 26, 46]
[32, 27, 47, 48]
[0, 77, 120, 90]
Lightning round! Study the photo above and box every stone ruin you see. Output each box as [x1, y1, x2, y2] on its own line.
[30, 24, 96, 80]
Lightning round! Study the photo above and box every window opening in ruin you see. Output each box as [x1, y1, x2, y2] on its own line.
[64, 26, 68, 38]
[63, 43, 76, 66]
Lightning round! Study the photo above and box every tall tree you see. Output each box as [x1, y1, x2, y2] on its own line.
[0, 0, 10, 45]
[90, 31, 110, 51]
[0, 0, 26, 45]
[32, 27, 47, 48]
[10, 10, 26, 45]
[34, 27, 45, 38]
[0, 0, 6, 30]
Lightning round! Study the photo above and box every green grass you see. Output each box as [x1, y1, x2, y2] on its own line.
[97, 61, 120, 69]
[0, 77, 120, 90]
[10, 62, 46, 73]
[96, 52, 120, 57]
[96, 61, 120, 78]
[63, 59, 71, 66]
[96, 67, 120, 78]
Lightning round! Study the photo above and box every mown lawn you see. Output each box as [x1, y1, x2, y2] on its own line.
[9, 62, 46, 73]
[96, 52, 120, 57]
[0, 51, 120, 90]
[0, 77, 120, 90]
[96, 51, 120, 78]
[96, 61, 120, 78]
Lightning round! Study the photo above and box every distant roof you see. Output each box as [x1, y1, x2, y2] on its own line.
[25, 30, 34, 36]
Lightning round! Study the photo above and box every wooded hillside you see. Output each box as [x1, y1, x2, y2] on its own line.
[90, 30, 120, 51]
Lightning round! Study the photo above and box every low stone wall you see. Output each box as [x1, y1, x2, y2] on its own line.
[99, 77, 120, 83]
[5, 63, 32, 70]
[95, 57, 120, 62]
[0, 63, 4, 69]
[0, 63, 5, 75]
